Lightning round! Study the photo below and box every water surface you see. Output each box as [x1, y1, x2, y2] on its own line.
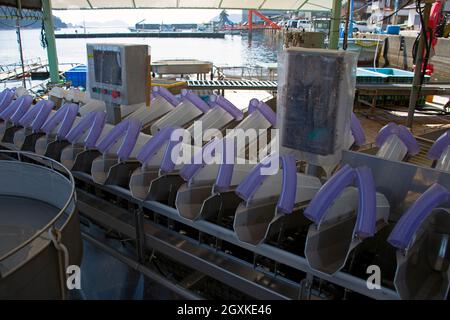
[0, 28, 281, 67]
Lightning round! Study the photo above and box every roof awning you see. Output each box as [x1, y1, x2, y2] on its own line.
[0, 0, 42, 10]
[50, 0, 333, 11]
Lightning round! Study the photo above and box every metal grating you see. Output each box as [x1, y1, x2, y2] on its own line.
[187, 79, 278, 91]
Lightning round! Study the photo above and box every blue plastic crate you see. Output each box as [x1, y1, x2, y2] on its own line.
[65, 65, 87, 88]
[358, 67, 429, 107]
[386, 25, 401, 35]
[356, 67, 388, 84]
[362, 67, 430, 84]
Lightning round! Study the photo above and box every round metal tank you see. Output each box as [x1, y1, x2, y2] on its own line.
[0, 150, 82, 299]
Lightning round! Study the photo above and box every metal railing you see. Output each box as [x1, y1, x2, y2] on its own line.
[0, 58, 49, 83]
[215, 65, 276, 81]
[0, 57, 47, 74]
[0, 150, 76, 265]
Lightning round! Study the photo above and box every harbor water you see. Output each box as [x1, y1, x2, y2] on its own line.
[0, 27, 280, 67]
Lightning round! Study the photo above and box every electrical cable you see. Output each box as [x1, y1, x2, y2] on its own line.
[373, 2, 387, 69]
[340, 0, 414, 25]
[40, 19, 48, 48]
[376, 103, 450, 115]
[414, 0, 433, 99]
[376, 0, 414, 23]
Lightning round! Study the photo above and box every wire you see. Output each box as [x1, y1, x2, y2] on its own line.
[339, 0, 414, 25]
[372, 0, 395, 68]
[376, 0, 414, 23]
[415, 0, 433, 91]
[354, 2, 372, 13]
[373, 7, 385, 68]
[40, 19, 48, 48]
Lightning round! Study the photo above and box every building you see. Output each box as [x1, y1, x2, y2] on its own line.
[341, 0, 372, 21]
[403, 0, 450, 30]
[365, 0, 411, 26]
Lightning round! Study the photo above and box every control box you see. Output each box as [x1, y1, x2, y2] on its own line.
[86, 43, 149, 106]
[277, 47, 358, 166]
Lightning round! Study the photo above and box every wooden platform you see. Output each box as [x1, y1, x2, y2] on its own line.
[355, 106, 450, 148]
[221, 89, 450, 147]
[0, 59, 48, 82]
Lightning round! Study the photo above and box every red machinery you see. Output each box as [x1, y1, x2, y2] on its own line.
[248, 10, 281, 30]
[221, 10, 281, 31]
[415, 0, 444, 75]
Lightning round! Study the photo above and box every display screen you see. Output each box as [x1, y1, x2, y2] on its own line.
[93, 50, 122, 85]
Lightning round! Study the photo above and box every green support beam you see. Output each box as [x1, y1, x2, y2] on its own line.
[42, 0, 59, 83]
[328, 0, 342, 50]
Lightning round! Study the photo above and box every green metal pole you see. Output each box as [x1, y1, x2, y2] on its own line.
[42, 0, 59, 83]
[329, 0, 342, 50]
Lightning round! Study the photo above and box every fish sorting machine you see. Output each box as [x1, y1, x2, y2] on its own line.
[0, 83, 448, 300]
[0, 47, 449, 300]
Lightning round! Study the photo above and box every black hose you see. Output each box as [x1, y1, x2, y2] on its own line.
[40, 19, 48, 49]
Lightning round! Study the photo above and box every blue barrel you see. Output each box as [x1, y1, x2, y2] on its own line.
[64, 65, 87, 88]
[386, 25, 401, 35]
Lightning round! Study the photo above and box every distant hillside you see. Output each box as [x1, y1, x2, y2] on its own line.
[210, 13, 242, 24]
[75, 19, 129, 28]
[0, 15, 67, 30]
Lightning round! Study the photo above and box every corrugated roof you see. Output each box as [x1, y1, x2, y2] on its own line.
[50, 0, 333, 11]
[0, 0, 42, 10]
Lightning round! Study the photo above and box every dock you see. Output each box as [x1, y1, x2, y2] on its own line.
[0, 58, 48, 82]
[55, 32, 225, 39]
[186, 79, 450, 95]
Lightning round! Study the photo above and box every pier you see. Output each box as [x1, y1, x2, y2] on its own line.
[55, 32, 225, 39]
[0, 58, 48, 82]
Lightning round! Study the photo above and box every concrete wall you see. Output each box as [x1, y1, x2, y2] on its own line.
[358, 34, 450, 81]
